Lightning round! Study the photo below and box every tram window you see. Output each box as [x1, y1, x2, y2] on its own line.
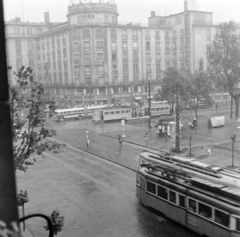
[156, 108, 160, 111]
[105, 112, 109, 115]
[121, 110, 126, 113]
[110, 111, 115, 115]
[126, 110, 131, 113]
[116, 111, 120, 114]
[147, 181, 156, 194]
[198, 203, 212, 219]
[165, 107, 169, 110]
[179, 195, 185, 208]
[214, 209, 230, 228]
[151, 108, 155, 111]
[236, 217, 240, 231]
[140, 177, 145, 189]
[188, 199, 196, 213]
[161, 107, 164, 110]
[169, 190, 176, 204]
[157, 186, 168, 200]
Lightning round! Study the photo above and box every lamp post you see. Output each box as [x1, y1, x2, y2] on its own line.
[189, 133, 193, 157]
[175, 85, 180, 152]
[148, 79, 151, 128]
[85, 130, 89, 151]
[121, 117, 125, 139]
[231, 134, 236, 168]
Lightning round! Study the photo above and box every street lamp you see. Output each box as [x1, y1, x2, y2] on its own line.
[231, 134, 236, 168]
[85, 130, 89, 151]
[189, 133, 193, 157]
[148, 79, 151, 128]
[121, 117, 125, 139]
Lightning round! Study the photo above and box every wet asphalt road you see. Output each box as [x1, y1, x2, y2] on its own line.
[17, 104, 237, 237]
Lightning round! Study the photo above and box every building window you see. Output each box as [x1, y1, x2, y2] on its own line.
[15, 27, 20, 34]
[122, 41, 128, 50]
[132, 30, 138, 40]
[72, 30, 78, 41]
[123, 64, 128, 73]
[156, 64, 161, 73]
[123, 76, 128, 84]
[84, 53, 91, 62]
[111, 29, 117, 39]
[96, 41, 104, 50]
[84, 66, 91, 75]
[156, 53, 161, 62]
[155, 31, 160, 40]
[156, 42, 160, 51]
[146, 64, 151, 73]
[145, 30, 150, 39]
[16, 58, 22, 69]
[83, 29, 90, 39]
[194, 13, 206, 23]
[28, 49, 34, 56]
[97, 53, 104, 61]
[112, 53, 117, 62]
[37, 28, 43, 34]
[122, 29, 127, 39]
[112, 65, 117, 74]
[73, 54, 79, 64]
[73, 42, 79, 53]
[133, 52, 138, 59]
[206, 28, 211, 39]
[133, 64, 138, 73]
[134, 75, 138, 82]
[74, 66, 80, 76]
[175, 15, 181, 25]
[97, 65, 104, 75]
[146, 53, 151, 62]
[165, 31, 170, 40]
[96, 29, 103, 39]
[111, 41, 117, 50]
[146, 42, 150, 51]
[133, 41, 138, 51]
[27, 28, 32, 34]
[83, 41, 90, 51]
[123, 52, 128, 59]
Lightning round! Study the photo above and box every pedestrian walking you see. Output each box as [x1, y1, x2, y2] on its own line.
[87, 138, 90, 151]
[193, 117, 197, 129]
[118, 134, 122, 145]
[215, 103, 218, 114]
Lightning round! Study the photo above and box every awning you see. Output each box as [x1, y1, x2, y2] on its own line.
[134, 97, 142, 100]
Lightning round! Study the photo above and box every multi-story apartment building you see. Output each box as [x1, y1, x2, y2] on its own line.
[5, 0, 218, 107]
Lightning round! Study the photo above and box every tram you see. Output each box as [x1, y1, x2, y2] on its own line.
[54, 105, 107, 122]
[136, 164, 240, 237]
[140, 103, 171, 117]
[138, 150, 240, 189]
[92, 106, 132, 122]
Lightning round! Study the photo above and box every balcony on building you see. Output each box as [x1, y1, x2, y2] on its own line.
[83, 47, 91, 51]
[123, 70, 129, 74]
[84, 59, 91, 65]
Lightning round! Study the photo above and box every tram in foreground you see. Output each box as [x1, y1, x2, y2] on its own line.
[136, 163, 240, 237]
[139, 103, 171, 117]
[138, 150, 240, 189]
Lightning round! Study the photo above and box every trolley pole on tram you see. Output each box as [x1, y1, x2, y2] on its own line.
[148, 79, 151, 128]
[231, 134, 236, 168]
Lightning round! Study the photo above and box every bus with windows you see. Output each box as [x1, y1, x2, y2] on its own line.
[92, 106, 132, 122]
[54, 105, 107, 122]
[138, 150, 240, 189]
[136, 163, 240, 237]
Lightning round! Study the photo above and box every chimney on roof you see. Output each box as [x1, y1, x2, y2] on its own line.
[15, 17, 21, 22]
[44, 12, 50, 24]
[151, 11, 156, 17]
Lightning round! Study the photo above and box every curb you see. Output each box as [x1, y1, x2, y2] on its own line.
[214, 144, 240, 153]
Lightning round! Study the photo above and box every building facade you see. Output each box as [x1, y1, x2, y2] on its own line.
[5, 0, 218, 108]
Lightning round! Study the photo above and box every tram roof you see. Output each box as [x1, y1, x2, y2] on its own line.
[96, 106, 132, 111]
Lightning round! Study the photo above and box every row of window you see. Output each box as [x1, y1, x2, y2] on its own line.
[14, 27, 42, 35]
[104, 109, 131, 115]
[139, 178, 240, 231]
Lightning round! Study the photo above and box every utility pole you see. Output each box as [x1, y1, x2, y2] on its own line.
[175, 85, 180, 152]
[148, 79, 151, 128]
[231, 96, 233, 119]
[231, 134, 236, 168]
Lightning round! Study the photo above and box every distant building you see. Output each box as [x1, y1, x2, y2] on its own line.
[5, 0, 218, 107]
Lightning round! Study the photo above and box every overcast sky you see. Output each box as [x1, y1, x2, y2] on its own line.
[3, 0, 240, 24]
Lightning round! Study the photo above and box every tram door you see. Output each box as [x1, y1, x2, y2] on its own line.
[100, 111, 104, 121]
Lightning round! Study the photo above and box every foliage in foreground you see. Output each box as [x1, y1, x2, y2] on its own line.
[44, 209, 64, 235]
[10, 66, 64, 171]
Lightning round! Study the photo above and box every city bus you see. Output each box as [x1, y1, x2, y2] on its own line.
[92, 106, 132, 122]
[136, 163, 240, 237]
[54, 105, 107, 122]
[138, 150, 240, 189]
